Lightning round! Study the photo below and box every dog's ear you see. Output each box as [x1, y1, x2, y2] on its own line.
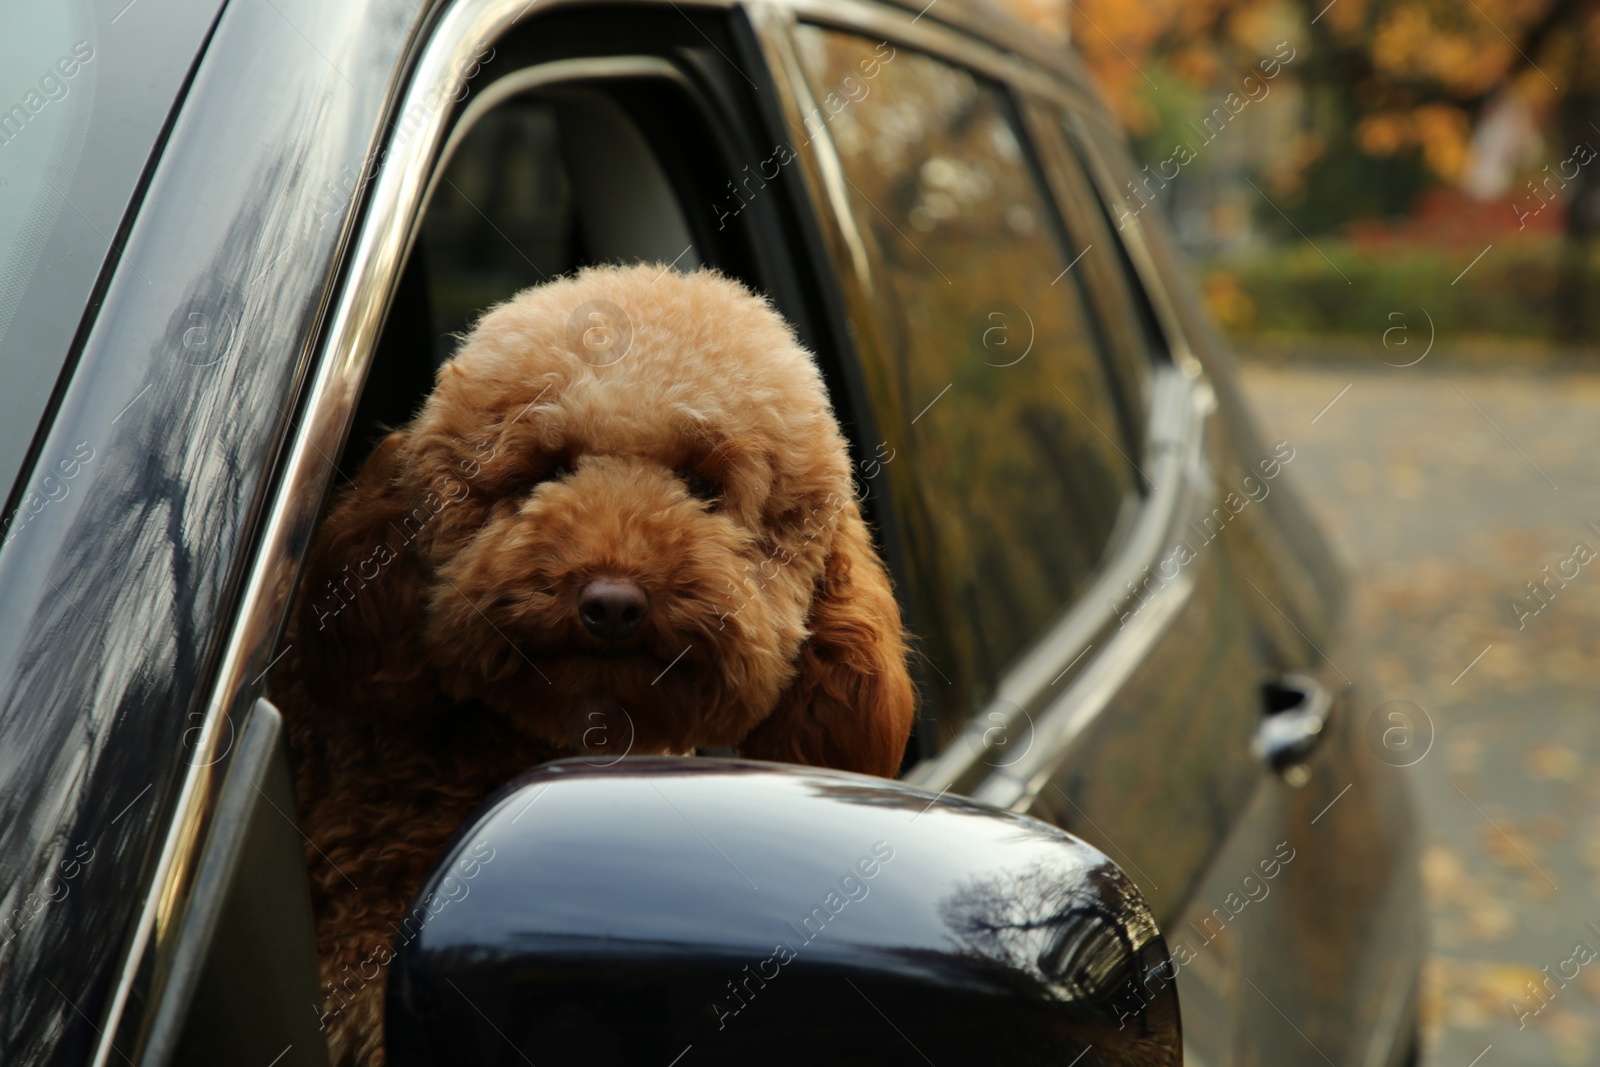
[295, 431, 439, 719]
[738, 500, 916, 777]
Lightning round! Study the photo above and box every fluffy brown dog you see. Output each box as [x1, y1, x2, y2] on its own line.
[278, 264, 916, 1066]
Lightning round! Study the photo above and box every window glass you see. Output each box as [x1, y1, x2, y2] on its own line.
[1027, 99, 1165, 435]
[793, 27, 1139, 708]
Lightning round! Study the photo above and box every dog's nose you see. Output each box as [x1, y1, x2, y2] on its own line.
[578, 578, 650, 642]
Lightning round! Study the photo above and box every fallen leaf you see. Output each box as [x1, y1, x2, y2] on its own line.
[1526, 743, 1583, 782]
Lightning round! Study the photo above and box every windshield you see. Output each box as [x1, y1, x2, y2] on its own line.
[0, 0, 220, 519]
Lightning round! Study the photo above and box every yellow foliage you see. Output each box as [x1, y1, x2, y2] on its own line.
[992, 0, 1579, 182]
[1413, 104, 1472, 180]
[1061, 0, 1272, 132]
[1356, 112, 1411, 156]
[1170, 46, 1223, 86]
[1353, 105, 1470, 178]
[1370, 6, 1513, 95]
[1204, 271, 1257, 332]
[1321, 0, 1369, 36]
[1265, 129, 1327, 192]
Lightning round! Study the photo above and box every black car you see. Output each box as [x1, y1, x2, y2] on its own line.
[0, 0, 1421, 1064]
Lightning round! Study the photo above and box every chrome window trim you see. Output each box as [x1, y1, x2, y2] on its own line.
[745, 1, 1220, 801]
[747, 6, 875, 290]
[1016, 93, 1154, 439]
[907, 366, 1215, 804]
[139, 699, 296, 1067]
[777, 0, 1102, 114]
[1060, 106, 1204, 378]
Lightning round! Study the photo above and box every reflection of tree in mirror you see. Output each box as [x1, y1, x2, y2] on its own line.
[800, 777, 989, 816]
[938, 861, 1181, 1065]
[800, 778, 1062, 831]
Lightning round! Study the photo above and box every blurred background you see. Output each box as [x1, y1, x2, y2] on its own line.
[988, 1, 1600, 1063]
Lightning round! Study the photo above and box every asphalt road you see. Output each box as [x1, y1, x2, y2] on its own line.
[1237, 356, 1600, 1066]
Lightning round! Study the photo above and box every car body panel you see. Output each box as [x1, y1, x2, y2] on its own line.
[0, 0, 425, 1059]
[1072, 109, 1422, 1066]
[0, 0, 1419, 1063]
[0, 0, 226, 505]
[749, 7, 1419, 1065]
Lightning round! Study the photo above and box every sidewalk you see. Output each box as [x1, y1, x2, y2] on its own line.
[1237, 357, 1600, 1066]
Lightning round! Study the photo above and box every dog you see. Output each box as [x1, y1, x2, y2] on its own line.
[277, 264, 917, 1066]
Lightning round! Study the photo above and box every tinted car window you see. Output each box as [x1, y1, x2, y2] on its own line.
[1027, 99, 1165, 437]
[793, 27, 1139, 706]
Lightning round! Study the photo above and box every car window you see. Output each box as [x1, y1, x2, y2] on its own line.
[792, 26, 1141, 715]
[1026, 98, 1166, 439]
[347, 81, 707, 464]
[419, 91, 702, 363]
[1068, 105, 1242, 377]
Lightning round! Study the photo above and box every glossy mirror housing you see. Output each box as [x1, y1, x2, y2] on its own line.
[386, 758, 1181, 1066]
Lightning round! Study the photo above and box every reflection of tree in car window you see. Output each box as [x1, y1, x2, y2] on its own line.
[795, 28, 1139, 710]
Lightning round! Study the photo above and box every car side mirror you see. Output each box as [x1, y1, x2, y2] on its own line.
[386, 758, 1181, 1066]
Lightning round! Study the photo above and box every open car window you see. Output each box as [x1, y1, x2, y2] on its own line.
[422, 90, 701, 361]
[346, 77, 709, 467]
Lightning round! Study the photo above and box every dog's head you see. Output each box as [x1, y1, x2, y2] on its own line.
[296, 265, 914, 776]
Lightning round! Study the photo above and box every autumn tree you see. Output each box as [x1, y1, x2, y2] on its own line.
[1004, 0, 1600, 241]
[1308, 0, 1600, 335]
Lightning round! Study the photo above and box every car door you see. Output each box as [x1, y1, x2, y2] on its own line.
[144, 0, 922, 1062]
[752, 0, 1255, 907]
[1056, 102, 1423, 1067]
[748, 6, 1419, 1066]
[0, 0, 432, 1063]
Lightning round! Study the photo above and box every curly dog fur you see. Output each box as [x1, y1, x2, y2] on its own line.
[276, 265, 917, 1066]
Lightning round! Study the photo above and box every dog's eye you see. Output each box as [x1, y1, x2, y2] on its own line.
[681, 470, 721, 508]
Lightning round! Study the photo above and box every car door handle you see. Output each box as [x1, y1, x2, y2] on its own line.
[1251, 673, 1332, 773]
